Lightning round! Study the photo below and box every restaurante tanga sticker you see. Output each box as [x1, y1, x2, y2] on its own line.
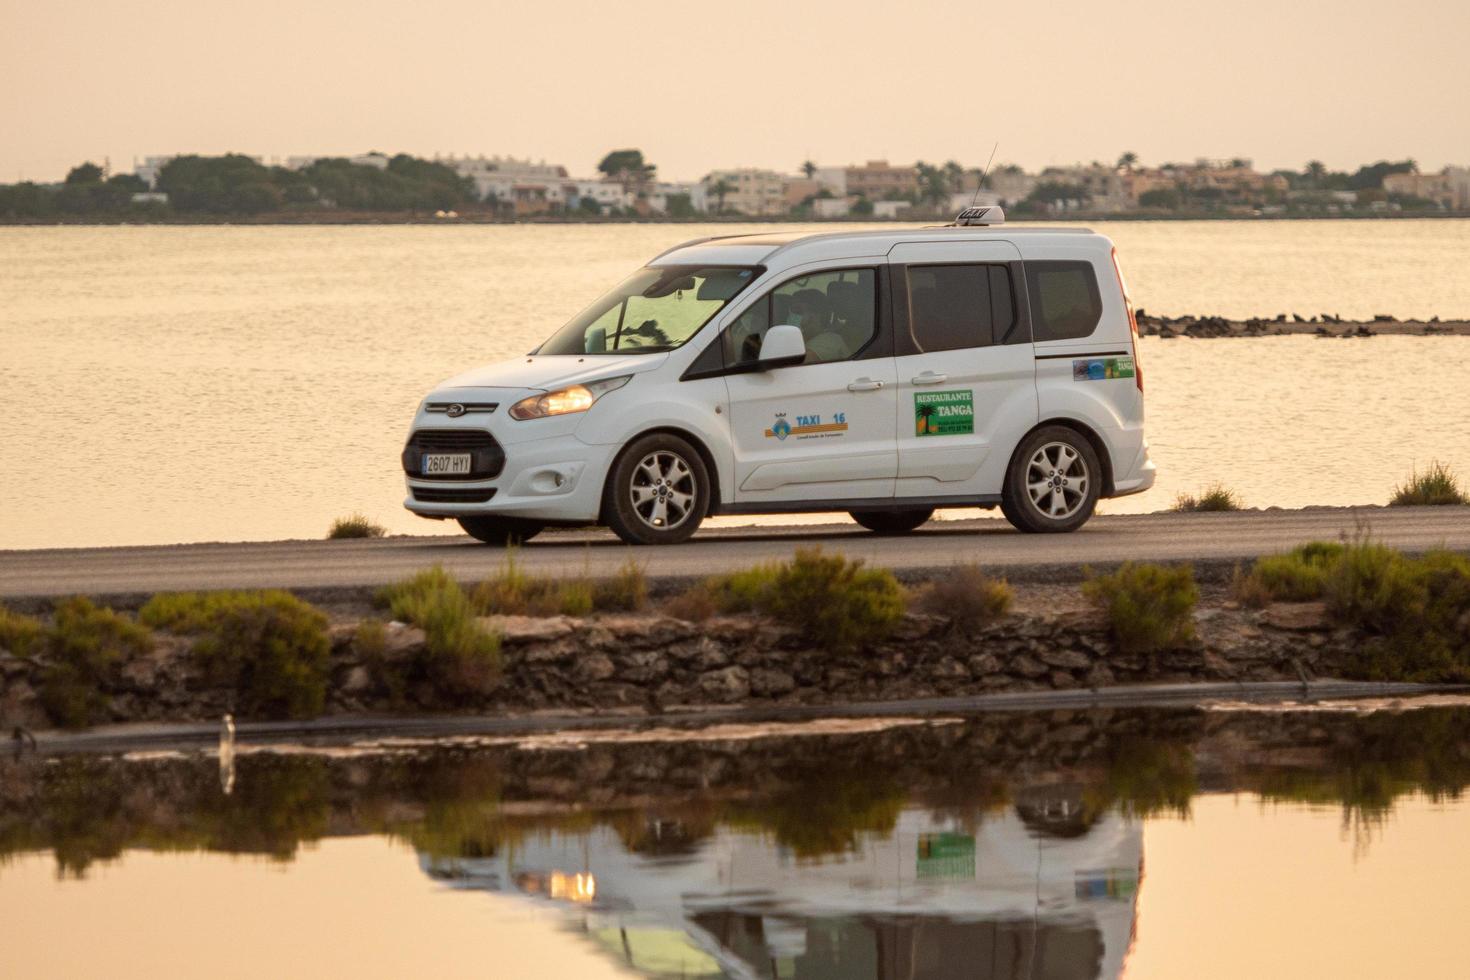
[914, 390, 974, 436]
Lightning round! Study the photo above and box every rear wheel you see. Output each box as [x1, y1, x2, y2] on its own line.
[1001, 426, 1101, 533]
[457, 515, 544, 546]
[850, 508, 934, 535]
[603, 433, 711, 545]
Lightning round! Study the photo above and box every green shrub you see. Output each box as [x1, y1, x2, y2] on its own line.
[378, 566, 501, 701]
[1173, 484, 1244, 512]
[1323, 543, 1470, 682]
[703, 548, 905, 652]
[1390, 461, 1468, 507]
[327, 513, 387, 539]
[0, 605, 43, 657]
[1084, 562, 1199, 656]
[37, 598, 153, 728]
[916, 565, 1013, 632]
[147, 591, 331, 719]
[1234, 541, 1344, 605]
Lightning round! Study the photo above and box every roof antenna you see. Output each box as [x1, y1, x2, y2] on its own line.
[951, 143, 1005, 227]
[969, 142, 1000, 208]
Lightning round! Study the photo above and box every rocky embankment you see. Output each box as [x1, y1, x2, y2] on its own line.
[1136, 310, 1470, 338]
[0, 600, 1361, 730]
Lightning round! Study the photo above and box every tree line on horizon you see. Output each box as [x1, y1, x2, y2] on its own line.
[0, 149, 1443, 220]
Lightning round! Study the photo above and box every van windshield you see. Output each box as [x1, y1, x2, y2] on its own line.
[537, 265, 759, 355]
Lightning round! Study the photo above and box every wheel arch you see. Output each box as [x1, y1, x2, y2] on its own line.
[1010, 417, 1116, 497]
[598, 426, 724, 522]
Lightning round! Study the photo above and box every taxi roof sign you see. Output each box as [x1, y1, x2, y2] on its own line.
[953, 205, 1005, 226]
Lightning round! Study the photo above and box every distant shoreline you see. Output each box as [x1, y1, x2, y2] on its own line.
[3, 210, 1470, 227]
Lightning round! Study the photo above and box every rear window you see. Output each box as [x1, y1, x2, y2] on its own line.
[906, 264, 1016, 352]
[1026, 260, 1102, 341]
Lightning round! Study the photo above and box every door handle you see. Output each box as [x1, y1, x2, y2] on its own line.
[912, 372, 948, 385]
[847, 378, 885, 392]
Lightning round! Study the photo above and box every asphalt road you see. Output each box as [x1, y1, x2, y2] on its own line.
[2, 506, 1467, 603]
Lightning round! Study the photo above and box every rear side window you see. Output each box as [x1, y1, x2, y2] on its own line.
[1026, 260, 1102, 341]
[905, 264, 1016, 352]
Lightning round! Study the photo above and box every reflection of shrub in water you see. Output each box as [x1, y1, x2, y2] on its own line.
[1251, 708, 1470, 833]
[726, 774, 907, 860]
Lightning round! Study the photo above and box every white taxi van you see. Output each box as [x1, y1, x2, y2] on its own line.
[402, 208, 1155, 545]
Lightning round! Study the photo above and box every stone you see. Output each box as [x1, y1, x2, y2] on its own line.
[929, 657, 969, 680]
[1083, 664, 1116, 688]
[618, 650, 670, 684]
[574, 653, 616, 683]
[749, 667, 796, 697]
[1038, 648, 1093, 671]
[698, 666, 750, 702]
[1009, 655, 1048, 678]
[1261, 602, 1329, 632]
[691, 639, 731, 672]
[341, 665, 372, 695]
[482, 615, 578, 644]
[967, 653, 1002, 677]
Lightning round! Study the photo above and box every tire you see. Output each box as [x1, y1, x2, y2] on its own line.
[1001, 425, 1102, 533]
[850, 508, 934, 535]
[457, 515, 544, 546]
[602, 433, 711, 545]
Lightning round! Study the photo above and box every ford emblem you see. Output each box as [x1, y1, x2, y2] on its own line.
[446, 403, 466, 418]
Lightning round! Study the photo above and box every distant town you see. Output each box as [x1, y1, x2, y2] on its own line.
[2, 148, 1468, 222]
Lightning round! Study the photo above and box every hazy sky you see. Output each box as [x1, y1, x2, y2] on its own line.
[3, 0, 1468, 183]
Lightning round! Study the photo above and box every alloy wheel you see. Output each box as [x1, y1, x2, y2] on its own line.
[1025, 441, 1090, 520]
[629, 450, 698, 530]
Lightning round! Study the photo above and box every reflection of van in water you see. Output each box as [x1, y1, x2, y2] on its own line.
[403, 208, 1155, 545]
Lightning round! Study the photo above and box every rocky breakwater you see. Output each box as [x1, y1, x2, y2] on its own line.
[0, 601, 1362, 729]
[1135, 310, 1470, 338]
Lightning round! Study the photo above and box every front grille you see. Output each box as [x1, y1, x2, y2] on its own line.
[425, 402, 498, 415]
[402, 428, 506, 480]
[412, 487, 498, 504]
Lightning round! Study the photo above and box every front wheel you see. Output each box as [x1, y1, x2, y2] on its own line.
[1000, 426, 1101, 533]
[850, 508, 934, 535]
[457, 515, 544, 546]
[602, 433, 711, 545]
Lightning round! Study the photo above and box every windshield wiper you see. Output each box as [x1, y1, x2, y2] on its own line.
[619, 344, 676, 354]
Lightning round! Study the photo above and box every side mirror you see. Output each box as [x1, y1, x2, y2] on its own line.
[756, 324, 806, 369]
[586, 326, 607, 353]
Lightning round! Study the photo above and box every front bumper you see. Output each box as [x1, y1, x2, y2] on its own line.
[404, 430, 615, 523]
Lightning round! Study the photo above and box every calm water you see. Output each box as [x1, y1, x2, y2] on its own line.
[2, 221, 1469, 549]
[3, 705, 1469, 978]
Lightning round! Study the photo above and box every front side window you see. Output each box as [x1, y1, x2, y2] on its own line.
[1027, 260, 1102, 342]
[723, 268, 877, 367]
[538, 265, 758, 355]
[906, 264, 1016, 352]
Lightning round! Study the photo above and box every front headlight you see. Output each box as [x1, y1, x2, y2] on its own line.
[508, 375, 631, 421]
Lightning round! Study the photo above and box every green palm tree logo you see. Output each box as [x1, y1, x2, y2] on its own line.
[916, 403, 937, 435]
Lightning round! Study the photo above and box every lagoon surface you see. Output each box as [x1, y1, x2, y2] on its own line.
[3, 705, 1470, 979]
[2, 221, 1469, 549]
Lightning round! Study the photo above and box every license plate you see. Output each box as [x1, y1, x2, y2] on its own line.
[421, 453, 472, 475]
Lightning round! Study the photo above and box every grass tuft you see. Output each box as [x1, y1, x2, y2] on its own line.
[1173, 484, 1244, 512]
[143, 590, 330, 719]
[1390, 461, 1468, 507]
[473, 549, 646, 617]
[327, 513, 388, 539]
[1084, 562, 1199, 656]
[377, 566, 502, 701]
[915, 565, 1013, 633]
